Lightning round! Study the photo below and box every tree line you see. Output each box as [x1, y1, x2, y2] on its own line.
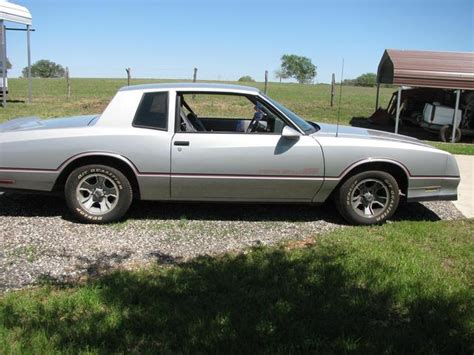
[14, 58, 379, 87]
[343, 73, 377, 87]
[239, 56, 380, 87]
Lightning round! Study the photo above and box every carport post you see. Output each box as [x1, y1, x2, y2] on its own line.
[1, 21, 6, 108]
[375, 82, 380, 111]
[394, 86, 402, 134]
[451, 89, 461, 143]
[26, 24, 32, 103]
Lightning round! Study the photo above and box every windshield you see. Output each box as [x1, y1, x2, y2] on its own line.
[263, 95, 317, 134]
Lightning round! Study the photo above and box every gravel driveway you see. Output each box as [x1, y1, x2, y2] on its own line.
[0, 192, 464, 292]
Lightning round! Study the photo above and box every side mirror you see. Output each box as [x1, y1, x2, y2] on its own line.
[281, 126, 301, 140]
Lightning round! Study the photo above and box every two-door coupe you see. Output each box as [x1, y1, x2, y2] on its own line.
[0, 83, 460, 224]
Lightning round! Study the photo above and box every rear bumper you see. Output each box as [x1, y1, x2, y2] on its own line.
[406, 176, 460, 202]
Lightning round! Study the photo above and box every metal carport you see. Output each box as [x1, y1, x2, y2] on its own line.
[0, 0, 33, 107]
[375, 49, 474, 142]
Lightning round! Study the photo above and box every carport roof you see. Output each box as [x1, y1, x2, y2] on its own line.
[0, 0, 32, 25]
[377, 49, 474, 90]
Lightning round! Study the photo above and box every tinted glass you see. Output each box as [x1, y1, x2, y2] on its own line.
[133, 92, 168, 130]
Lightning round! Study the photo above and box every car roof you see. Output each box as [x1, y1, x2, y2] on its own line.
[118, 82, 261, 94]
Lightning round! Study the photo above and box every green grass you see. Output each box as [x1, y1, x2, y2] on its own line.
[1, 219, 473, 353]
[427, 141, 474, 155]
[1, 78, 394, 125]
[3, 78, 472, 155]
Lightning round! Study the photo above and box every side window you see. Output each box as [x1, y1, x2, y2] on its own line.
[177, 93, 287, 134]
[133, 92, 168, 130]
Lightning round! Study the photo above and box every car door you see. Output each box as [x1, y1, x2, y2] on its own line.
[171, 133, 323, 201]
[170, 92, 324, 201]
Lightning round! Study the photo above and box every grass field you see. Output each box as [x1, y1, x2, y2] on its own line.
[3, 78, 473, 155]
[1, 78, 394, 125]
[1, 219, 472, 353]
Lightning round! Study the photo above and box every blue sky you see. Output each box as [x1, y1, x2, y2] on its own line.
[6, 0, 474, 83]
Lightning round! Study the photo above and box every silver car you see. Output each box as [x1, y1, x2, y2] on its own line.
[0, 83, 460, 224]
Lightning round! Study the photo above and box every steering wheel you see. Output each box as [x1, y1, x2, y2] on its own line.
[246, 116, 259, 133]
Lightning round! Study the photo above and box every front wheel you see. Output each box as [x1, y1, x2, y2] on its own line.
[65, 165, 133, 223]
[335, 171, 400, 225]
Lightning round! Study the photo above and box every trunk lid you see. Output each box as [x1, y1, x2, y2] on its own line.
[0, 115, 98, 133]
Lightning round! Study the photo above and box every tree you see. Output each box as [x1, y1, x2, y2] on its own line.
[6, 58, 12, 69]
[274, 69, 289, 83]
[343, 78, 356, 86]
[238, 75, 255, 82]
[354, 73, 377, 87]
[280, 54, 317, 84]
[22, 59, 65, 78]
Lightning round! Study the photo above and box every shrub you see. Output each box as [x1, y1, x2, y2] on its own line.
[238, 75, 256, 82]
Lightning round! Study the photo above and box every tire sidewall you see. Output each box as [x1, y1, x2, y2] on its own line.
[65, 165, 132, 223]
[337, 171, 399, 225]
[439, 125, 461, 143]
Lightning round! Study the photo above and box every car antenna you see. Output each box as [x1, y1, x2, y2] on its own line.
[336, 58, 345, 138]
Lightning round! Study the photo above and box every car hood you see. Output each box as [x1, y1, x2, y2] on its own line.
[312, 123, 430, 147]
[0, 115, 98, 133]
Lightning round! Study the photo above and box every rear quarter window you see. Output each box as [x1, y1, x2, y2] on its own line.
[133, 92, 168, 130]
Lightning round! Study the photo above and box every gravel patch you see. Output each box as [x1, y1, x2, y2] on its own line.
[0, 193, 465, 292]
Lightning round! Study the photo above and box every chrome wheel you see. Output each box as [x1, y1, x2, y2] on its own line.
[76, 173, 119, 215]
[350, 178, 389, 218]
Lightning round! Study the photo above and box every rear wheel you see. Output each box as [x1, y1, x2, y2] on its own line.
[335, 170, 400, 225]
[65, 165, 133, 223]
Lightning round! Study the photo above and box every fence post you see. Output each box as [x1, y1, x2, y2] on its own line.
[330, 73, 335, 107]
[65, 67, 71, 100]
[264, 70, 268, 94]
[126, 68, 131, 86]
[192, 68, 198, 99]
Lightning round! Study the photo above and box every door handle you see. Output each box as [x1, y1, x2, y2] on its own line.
[174, 141, 190, 146]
